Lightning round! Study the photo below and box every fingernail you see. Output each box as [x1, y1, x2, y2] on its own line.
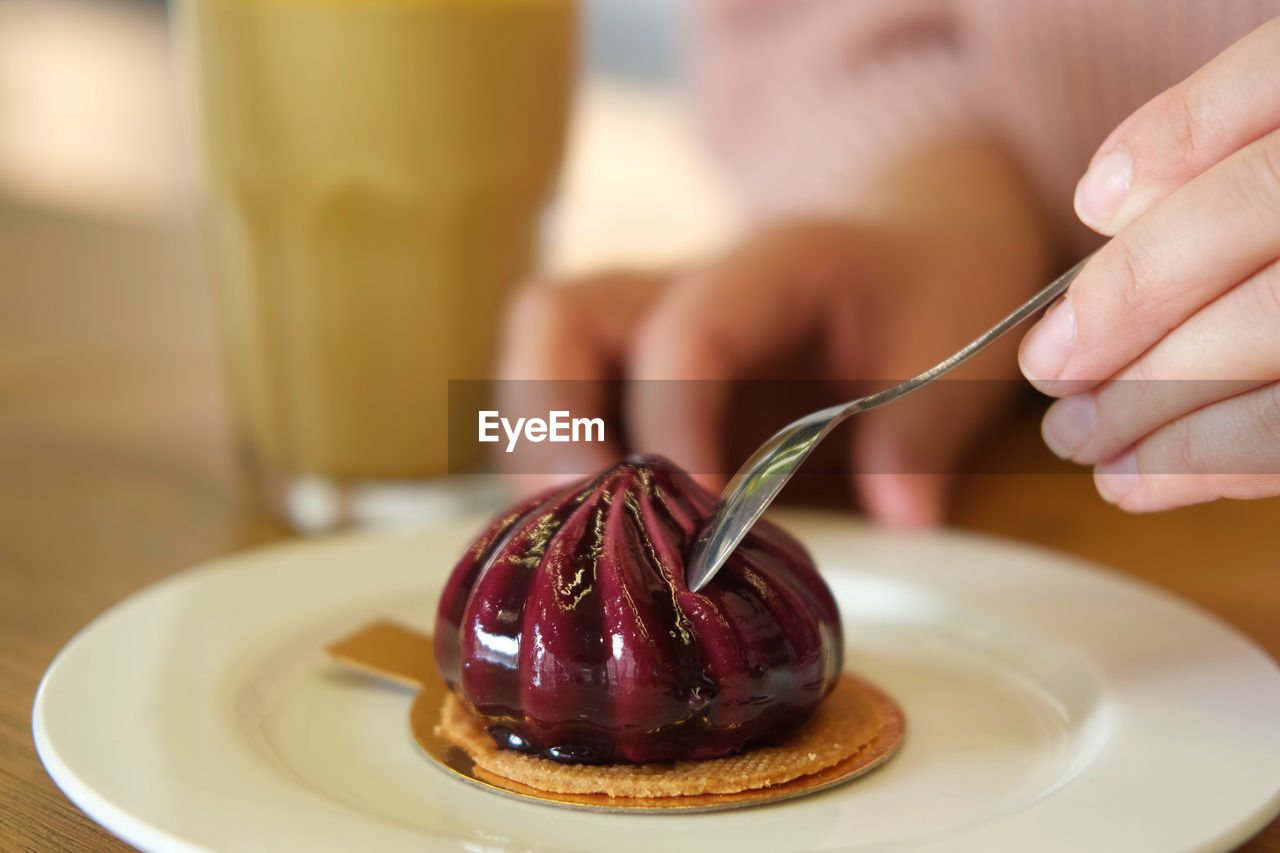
[1095, 450, 1139, 504]
[1075, 146, 1132, 228]
[1042, 394, 1096, 459]
[1020, 295, 1077, 383]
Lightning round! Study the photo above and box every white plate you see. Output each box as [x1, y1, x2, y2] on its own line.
[33, 511, 1280, 853]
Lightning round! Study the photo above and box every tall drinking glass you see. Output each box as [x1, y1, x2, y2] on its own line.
[176, 0, 577, 529]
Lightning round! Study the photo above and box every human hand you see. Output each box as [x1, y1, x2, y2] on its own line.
[497, 142, 1050, 527]
[1019, 17, 1280, 512]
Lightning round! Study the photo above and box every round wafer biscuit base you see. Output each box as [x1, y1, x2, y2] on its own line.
[434, 674, 903, 800]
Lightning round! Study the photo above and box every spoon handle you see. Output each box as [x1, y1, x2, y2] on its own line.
[685, 251, 1095, 593]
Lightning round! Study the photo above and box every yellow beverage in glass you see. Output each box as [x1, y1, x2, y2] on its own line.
[177, 0, 576, 526]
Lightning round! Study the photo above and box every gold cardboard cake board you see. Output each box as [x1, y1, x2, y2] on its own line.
[328, 620, 905, 814]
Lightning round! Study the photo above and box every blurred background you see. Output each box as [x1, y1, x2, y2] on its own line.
[0, 0, 733, 264]
[6, 7, 1280, 850]
[0, 0, 740, 534]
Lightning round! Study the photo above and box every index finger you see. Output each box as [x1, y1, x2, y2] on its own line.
[1076, 16, 1280, 233]
[1021, 128, 1280, 394]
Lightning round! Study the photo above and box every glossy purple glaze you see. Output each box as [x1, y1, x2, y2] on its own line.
[433, 455, 843, 765]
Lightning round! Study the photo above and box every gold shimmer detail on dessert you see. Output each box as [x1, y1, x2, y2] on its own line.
[435, 674, 900, 798]
[435, 456, 847, 766]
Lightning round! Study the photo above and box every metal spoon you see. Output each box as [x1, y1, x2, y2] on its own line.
[684, 252, 1094, 592]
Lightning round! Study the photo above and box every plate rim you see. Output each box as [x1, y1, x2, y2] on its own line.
[32, 510, 1280, 853]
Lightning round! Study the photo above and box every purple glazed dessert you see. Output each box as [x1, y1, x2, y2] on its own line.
[433, 455, 843, 765]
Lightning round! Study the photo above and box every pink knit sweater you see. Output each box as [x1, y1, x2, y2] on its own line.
[691, 0, 1280, 253]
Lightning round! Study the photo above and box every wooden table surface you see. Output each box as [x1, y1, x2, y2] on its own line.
[1, 198, 1278, 851]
